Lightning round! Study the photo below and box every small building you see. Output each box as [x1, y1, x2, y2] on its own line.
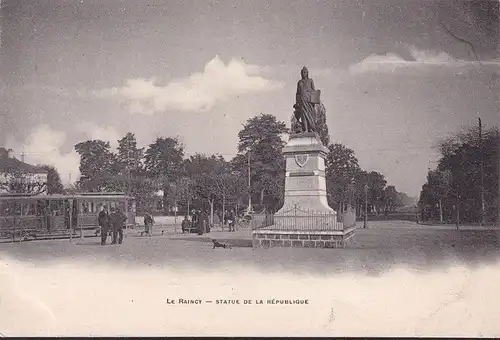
[0, 148, 49, 195]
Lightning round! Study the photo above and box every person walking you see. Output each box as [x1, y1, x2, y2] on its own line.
[109, 207, 127, 245]
[204, 210, 210, 233]
[181, 215, 190, 233]
[228, 209, 235, 232]
[144, 212, 154, 236]
[197, 210, 206, 235]
[98, 205, 110, 245]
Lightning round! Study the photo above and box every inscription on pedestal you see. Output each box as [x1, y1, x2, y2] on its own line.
[296, 178, 314, 189]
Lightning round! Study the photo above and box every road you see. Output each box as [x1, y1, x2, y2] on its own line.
[1, 221, 499, 337]
[1, 221, 498, 275]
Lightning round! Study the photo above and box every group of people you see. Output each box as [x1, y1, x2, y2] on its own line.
[222, 210, 237, 232]
[181, 210, 210, 235]
[178, 209, 239, 234]
[97, 205, 128, 245]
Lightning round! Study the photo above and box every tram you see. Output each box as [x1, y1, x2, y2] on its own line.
[0, 192, 136, 241]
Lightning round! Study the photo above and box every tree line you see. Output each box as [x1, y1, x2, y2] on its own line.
[71, 111, 412, 218]
[418, 124, 499, 224]
[1, 108, 413, 218]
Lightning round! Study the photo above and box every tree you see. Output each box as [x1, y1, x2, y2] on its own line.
[365, 171, 387, 214]
[144, 137, 184, 213]
[384, 185, 398, 212]
[325, 143, 361, 211]
[223, 160, 248, 215]
[419, 125, 499, 223]
[116, 132, 144, 177]
[315, 102, 330, 147]
[184, 153, 226, 224]
[234, 113, 288, 211]
[0, 167, 47, 195]
[129, 176, 158, 215]
[74, 140, 117, 191]
[35, 165, 64, 194]
[395, 191, 415, 208]
[175, 176, 195, 214]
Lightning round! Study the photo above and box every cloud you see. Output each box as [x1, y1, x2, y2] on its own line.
[76, 123, 121, 151]
[349, 46, 499, 75]
[5, 124, 122, 186]
[6, 125, 81, 185]
[94, 56, 283, 114]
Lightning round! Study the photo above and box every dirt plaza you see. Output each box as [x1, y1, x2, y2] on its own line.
[1, 221, 499, 275]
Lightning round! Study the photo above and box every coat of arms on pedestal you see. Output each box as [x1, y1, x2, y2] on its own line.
[295, 154, 309, 167]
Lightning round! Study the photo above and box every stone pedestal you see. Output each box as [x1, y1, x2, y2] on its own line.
[252, 132, 356, 249]
[279, 132, 334, 214]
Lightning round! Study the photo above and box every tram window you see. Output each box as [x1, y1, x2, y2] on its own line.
[5, 202, 12, 216]
[14, 202, 21, 215]
[90, 202, 95, 213]
[50, 200, 62, 216]
[27, 203, 35, 215]
[49, 201, 55, 216]
[81, 201, 89, 213]
[24, 202, 34, 215]
[58, 200, 64, 215]
[0, 202, 6, 216]
[36, 200, 46, 215]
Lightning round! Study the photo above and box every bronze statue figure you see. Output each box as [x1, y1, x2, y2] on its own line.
[293, 66, 321, 133]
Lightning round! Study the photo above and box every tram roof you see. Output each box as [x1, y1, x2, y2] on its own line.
[0, 192, 135, 200]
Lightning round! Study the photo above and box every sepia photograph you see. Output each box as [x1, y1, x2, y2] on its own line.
[0, 0, 499, 337]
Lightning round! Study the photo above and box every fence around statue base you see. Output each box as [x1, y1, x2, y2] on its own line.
[252, 205, 356, 231]
[252, 205, 357, 249]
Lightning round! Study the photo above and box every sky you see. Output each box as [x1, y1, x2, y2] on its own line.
[1, 0, 498, 196]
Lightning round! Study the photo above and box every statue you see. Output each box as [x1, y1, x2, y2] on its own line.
[292, 66, 321, 133]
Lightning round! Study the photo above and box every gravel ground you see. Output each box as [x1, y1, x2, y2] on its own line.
[1, 221, 499, 337]
[1, 221, 499, 276]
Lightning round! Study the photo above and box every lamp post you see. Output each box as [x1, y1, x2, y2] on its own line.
[364, 184, 368, 228]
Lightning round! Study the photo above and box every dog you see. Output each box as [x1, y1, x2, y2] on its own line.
[212, 239, 231, 249]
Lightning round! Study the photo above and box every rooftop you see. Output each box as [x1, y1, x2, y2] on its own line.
[0, 152, 49, 174]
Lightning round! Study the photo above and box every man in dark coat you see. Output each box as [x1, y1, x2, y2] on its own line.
[204, 210, 210, 233]
[197, 210, 206, 235]
[227, 209, 235, 232]
[144, 212, 154, 236]
[181, 215, 191, 233]
[98, 205, 110, 245]
[109, 207, 127, 245]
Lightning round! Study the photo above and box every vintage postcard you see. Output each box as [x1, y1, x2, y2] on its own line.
[0, 0, 499, 337]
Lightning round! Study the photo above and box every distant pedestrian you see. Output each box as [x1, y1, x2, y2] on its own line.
[181, 215, 190, 233]
[198, 210, 208, 235]
[144, 212, 154, 236]
[228, 210, 235, 232]
[98, 205, 110, 245]
[204, 210, 211, 233]
[109, 207, 127, 245]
